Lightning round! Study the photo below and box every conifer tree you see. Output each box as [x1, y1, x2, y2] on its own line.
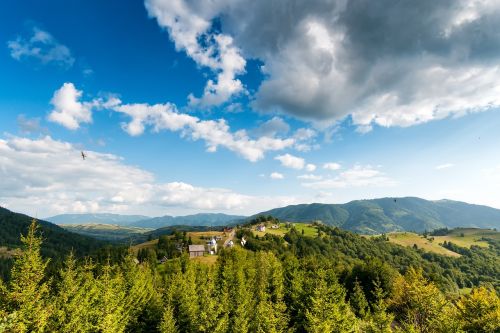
[365, 280, 393, 333]
[7, 220, 52, 332]
[174, 262, 199, 332]
[350, 278, 369, 319]
[96, 260, 128, 333]
[52, 252, 100, 332]
[305, 269, 358, 333]
[159, 305, 178, 333]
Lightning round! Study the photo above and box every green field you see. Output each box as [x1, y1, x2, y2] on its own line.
[383, 228, 499, 257]
[433, 228, 499, 248]
[253, 222, 318, 237]
[387, 232, 461, 257]
[61, 223, 152, 241]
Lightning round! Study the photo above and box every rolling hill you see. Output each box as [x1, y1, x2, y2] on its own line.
[60, 224, 152, 242]
[45, 213, 150, 226]
[254, 197, 500, 234]
[130, 213, 245, 229]
[0, 207, 105, 258]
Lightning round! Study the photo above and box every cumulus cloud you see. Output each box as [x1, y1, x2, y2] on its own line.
[48, 83, 314, 162]
[47, 83, 94, 130]
[270, 172, 284, 180]
[0, 135, 297, 216]
[148, 0, 500, 130]
[145, 0, 246, 107]
[302, 164, 395, 189]
[275, 153, 305, 170]
[113, 102, 294, 162]
[323, 162, 341, 170]
[435, 163, 455, 170]
[7, 27, 74, 68]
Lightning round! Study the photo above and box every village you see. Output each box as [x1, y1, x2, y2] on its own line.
[131, 219, 320, 267]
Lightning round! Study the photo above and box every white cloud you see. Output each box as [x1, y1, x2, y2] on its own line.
[7, 27, 74, 68]
[47, 83, 94, 130]
[145, 0, 246, 107]
[253, 117, 290, 137]
[297, 174, 322, 181]
[270, 172, 284, 180]
[114, 102, 294, 162]
[48, 83, 298, 162]
[306, 163, 316, 172]
[0, 135, 298, 216]
[302, 164, 395, 189]
[323, 162, 341, 170]
[146, 0, 500, 130]
[275, 153, 305, 170]
[435, 163, 455, 170]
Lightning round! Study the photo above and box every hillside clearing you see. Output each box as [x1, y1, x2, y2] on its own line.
[387, 232, 461, 257]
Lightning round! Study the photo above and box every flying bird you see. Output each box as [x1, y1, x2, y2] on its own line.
[81, 151, 87, 160]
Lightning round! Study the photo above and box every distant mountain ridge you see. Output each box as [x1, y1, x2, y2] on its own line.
[253, 197, 500, 234]
[46, 213, 150, 226]
[130, 213, 246, 229]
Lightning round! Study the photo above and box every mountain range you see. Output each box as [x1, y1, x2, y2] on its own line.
[47, 212, 245, 229]
[45, 213, 150, 226]
[255, 197, 500, 234]
[129, 213, 246, 229]
[43, 197, 500, 235]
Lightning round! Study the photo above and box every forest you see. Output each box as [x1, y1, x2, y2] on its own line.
[0, 220, 499, 333]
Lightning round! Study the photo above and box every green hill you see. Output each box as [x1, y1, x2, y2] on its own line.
[0, 207, 105, 258]
[60, 224, 152, 242]
[254, 197, 500, 234]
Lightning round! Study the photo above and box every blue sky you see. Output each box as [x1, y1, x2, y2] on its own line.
[1, 0, 500, 217]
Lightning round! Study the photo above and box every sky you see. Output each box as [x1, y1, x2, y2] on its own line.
[1, 0, 500, 218]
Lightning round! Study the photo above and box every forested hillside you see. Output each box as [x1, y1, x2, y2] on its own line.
[256, 197, 500, 234]
[0, 219, 498, 332]
[0, 207, 113, 280]
[0, 207, 104, 257]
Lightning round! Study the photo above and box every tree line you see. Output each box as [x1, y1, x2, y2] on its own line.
[0, 220, 499, 332]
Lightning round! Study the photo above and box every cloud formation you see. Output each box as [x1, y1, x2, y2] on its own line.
[302, 164, 395, 189]
[323, 162, 342, 171]
[145, 0, 246, 107]
[270, 172, 284, 180]
[0, 135, 297, 216]
[275, 153, 305, 170]
[47, 83, 94, 130]
[7, 27, 74, 68]
[48, 83, 315, 162]
[146, 0, 500, 130]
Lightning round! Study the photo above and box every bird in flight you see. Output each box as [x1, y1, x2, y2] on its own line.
[81, 151, 87, 160]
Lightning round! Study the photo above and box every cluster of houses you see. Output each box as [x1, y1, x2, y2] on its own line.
[188, 235, 235, 258]
[255, 224, 280, 232]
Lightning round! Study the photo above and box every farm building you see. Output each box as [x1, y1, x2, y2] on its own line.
[256, 224, 266, 232]
[206, 237, 218, 254]
[271, 224, 280, 229]
[188, 244, 206, 258]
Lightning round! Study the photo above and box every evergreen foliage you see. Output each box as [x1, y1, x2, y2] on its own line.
[0, 219, 498, 332]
